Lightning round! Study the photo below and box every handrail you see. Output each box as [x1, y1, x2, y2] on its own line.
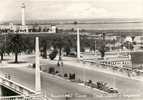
[0, 95, 47, 100]
[0, 75, 36, 94]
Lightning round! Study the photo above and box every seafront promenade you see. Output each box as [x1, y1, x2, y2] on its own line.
[0, 54, 108, 100]
[1, 54, 143, 95]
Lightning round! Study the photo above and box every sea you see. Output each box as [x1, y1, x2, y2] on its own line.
[3, 18, 143, 30]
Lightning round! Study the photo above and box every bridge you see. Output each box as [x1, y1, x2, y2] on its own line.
[0, 75, 35, 95]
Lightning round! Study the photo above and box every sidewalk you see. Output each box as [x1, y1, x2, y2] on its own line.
[0, 62, 31, 68]
[0, 54, 32, 68]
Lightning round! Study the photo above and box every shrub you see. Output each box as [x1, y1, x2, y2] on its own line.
[69, 73, 76, 80]
[48, 67, 55, 74]
[64, 73, 68, 77]
[49, 49, 58, 60]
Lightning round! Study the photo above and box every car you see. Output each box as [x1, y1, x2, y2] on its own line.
[107, 88, 119, 93]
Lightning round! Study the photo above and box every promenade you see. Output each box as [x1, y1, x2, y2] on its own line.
[0, 54, 107, 100]
[0, 54, 143, 100]
[62, 57, 143, 82]
[47, 56, 143, 96]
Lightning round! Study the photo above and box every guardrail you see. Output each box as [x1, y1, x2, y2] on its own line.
[0, 75, 36, 95]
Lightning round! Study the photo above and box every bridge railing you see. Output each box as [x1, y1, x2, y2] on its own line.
[0, 75, 36, 95]
[0, 95, 48, 100]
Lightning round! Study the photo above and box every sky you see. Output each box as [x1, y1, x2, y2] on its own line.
[0, 0, 143, 22]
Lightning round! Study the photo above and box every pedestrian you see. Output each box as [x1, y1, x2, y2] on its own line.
[8, 74, 11, 80]
[65, 92, 70, 100]
[57, 62, 60, 67]
[61, 62, 63, 67]
[127, 71, 130, 77]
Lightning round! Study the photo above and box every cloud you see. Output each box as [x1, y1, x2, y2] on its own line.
[27, 2, 111, 19]
[0, 0, 143, 22]
[26, 0, 143, 19]
[63, 3, 111, 19]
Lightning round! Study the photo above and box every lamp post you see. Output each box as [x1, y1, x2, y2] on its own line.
[35, 37, 41, 95]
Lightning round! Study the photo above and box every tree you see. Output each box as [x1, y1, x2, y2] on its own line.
[52, 35, 65, 65]
[23, 36, 34, 54]
[124, 41, 134, 50]
[38, 26, 42, 32]
[99, 47, 105, 58]
[96, 39, 106, 58]
[73, 21, 78, 25]
[40, 39, 48, 59]
[0, 34, 8, 61]
[0, 42, 6, 61]
[51, 34, 74, 67]
[64, 47, 70, 56]
[0, 35, 5, 60]
[7, 34, 27, 63]
[49, 49, 58, 60]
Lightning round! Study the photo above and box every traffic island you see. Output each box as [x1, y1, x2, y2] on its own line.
[29, 62, 119, 95]
[44, 67, 119, 95]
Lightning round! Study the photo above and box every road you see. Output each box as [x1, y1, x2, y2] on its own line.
[22, 55, 143, 96]
[31, 56, 143, 96]
[41, 60, 143, 96]
[0, 66, 107, 100]
[0, 55, 143, 100]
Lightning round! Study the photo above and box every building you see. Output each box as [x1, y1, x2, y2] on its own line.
[51, 25, 56, 33]
[134, 36, 143, 50]
[100, 51, 143, 70]
[9, 23, 16, 32]
[100, 51, 131, 68]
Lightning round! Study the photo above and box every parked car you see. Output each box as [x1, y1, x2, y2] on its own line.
[107, 88, 119, 93]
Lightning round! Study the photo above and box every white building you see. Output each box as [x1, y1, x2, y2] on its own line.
[9, 23, 16, 32]
[101, 55, 132, 68]
[100, 51, 143, 70]
[47, 25, 57, 33]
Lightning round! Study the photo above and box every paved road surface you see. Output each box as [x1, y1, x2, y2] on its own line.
[41, 60, 143, 96]
[1, 55, 143, 100]
[23, 55, 143, 96]
[1, 67, 143, 100]
[0, 67, 107, 100]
